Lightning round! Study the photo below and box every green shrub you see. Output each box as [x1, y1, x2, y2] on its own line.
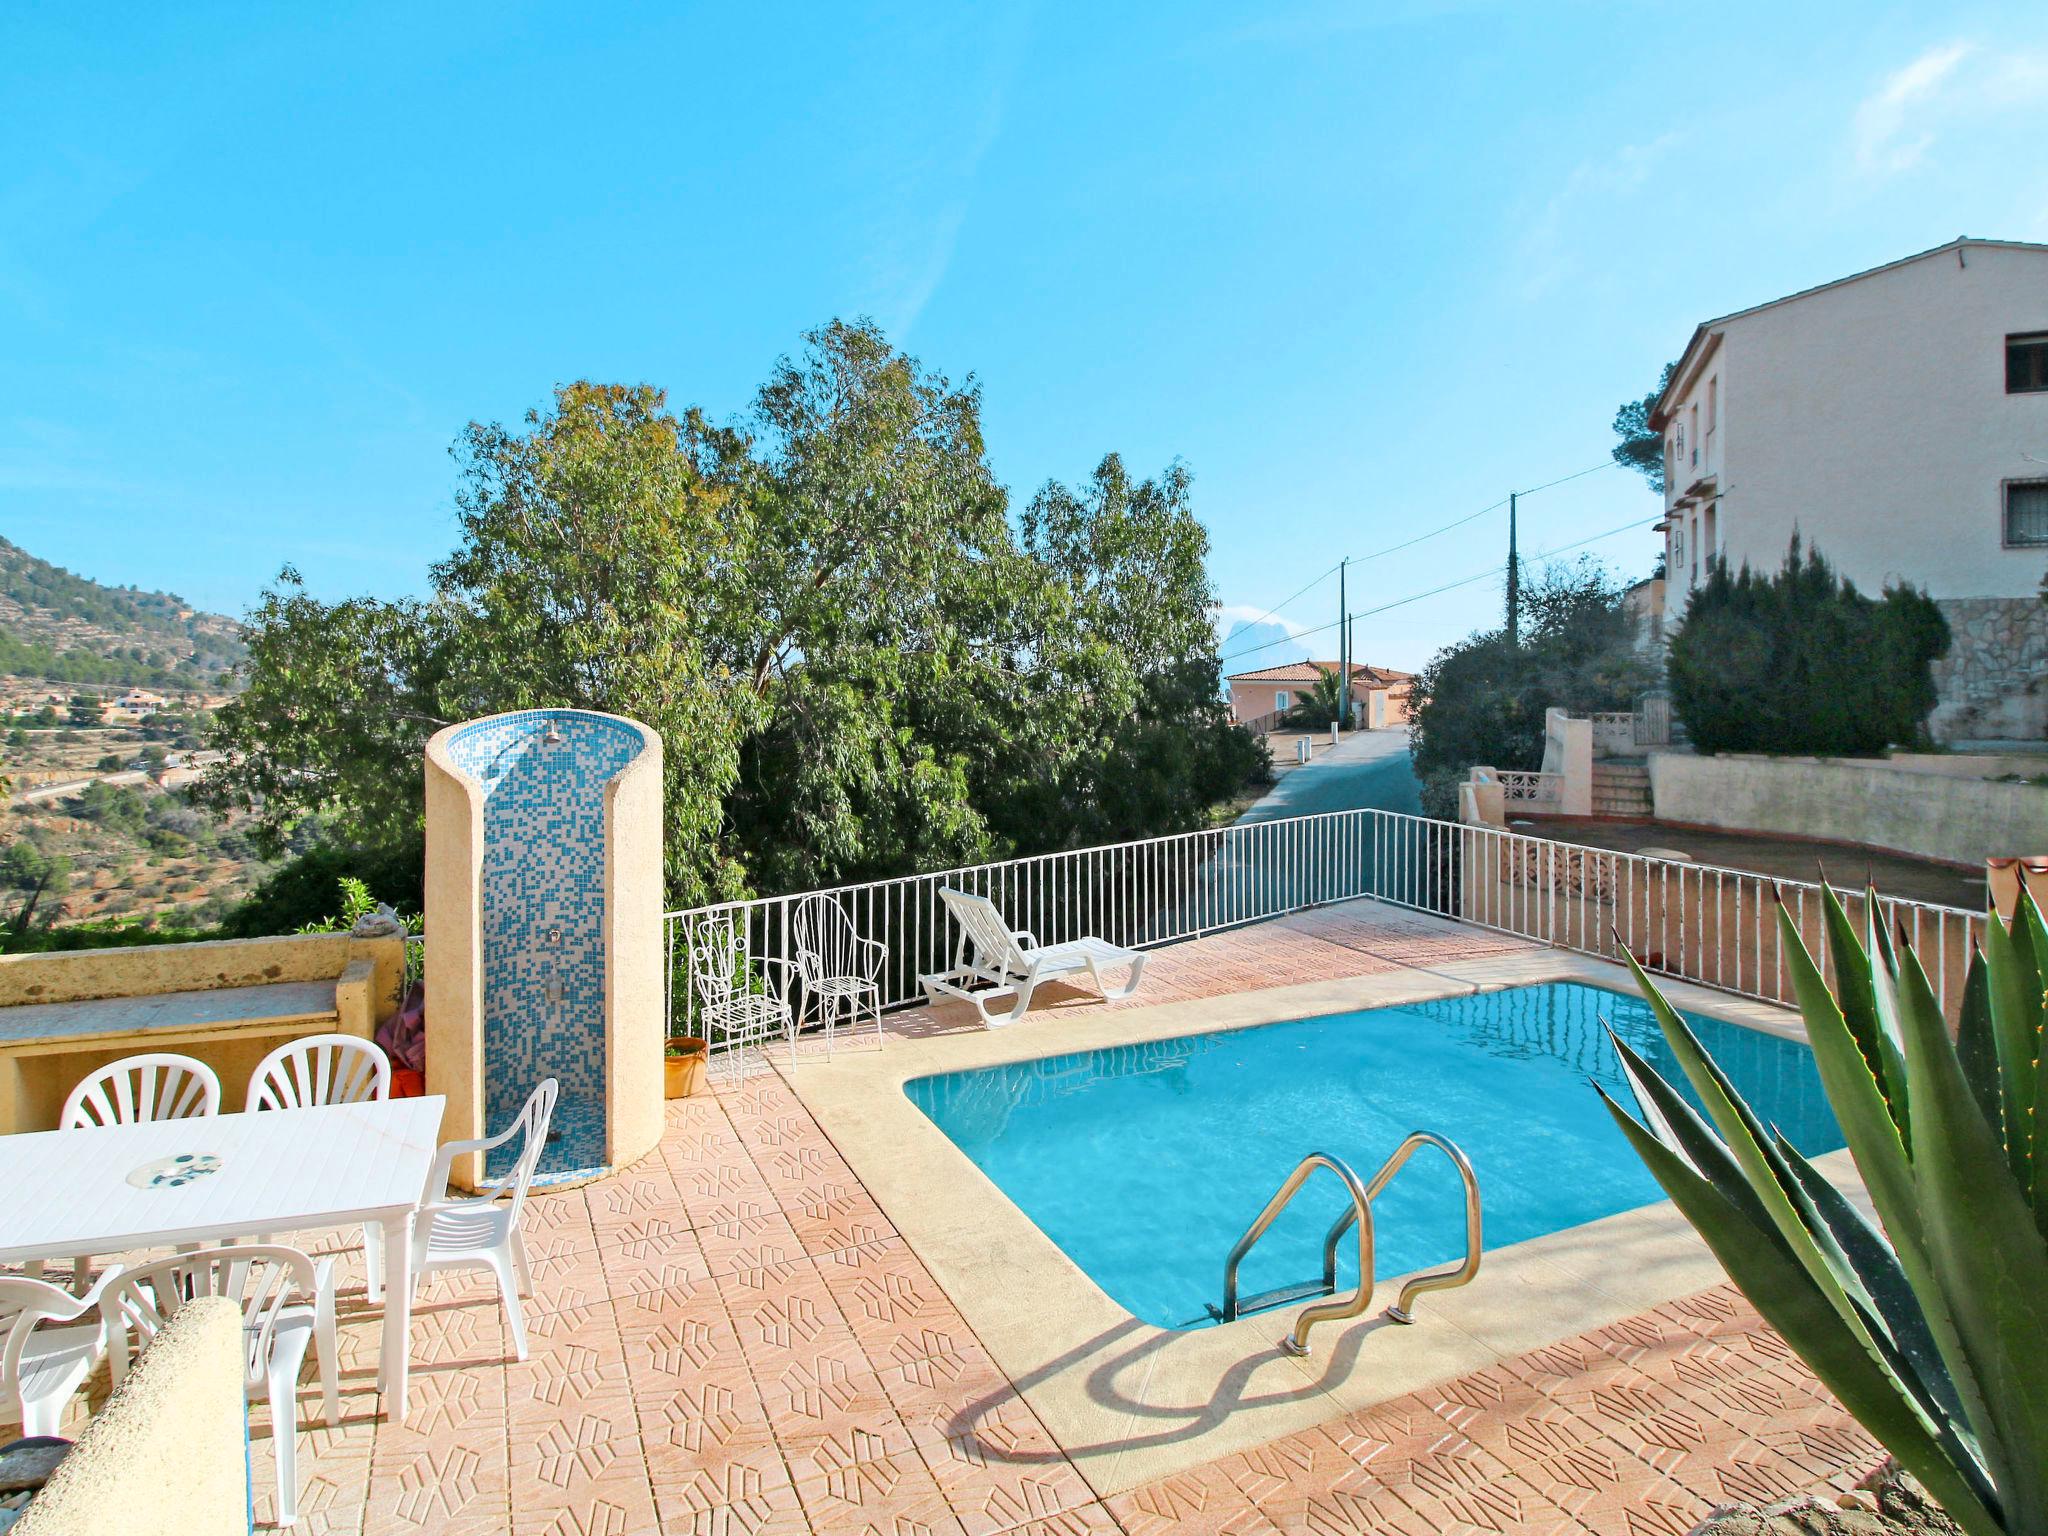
[1669, 539, 1949, 755]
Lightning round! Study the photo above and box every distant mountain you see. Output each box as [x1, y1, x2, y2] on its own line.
[1217, 619, 1313, 676]
[0, 535, 244, 689]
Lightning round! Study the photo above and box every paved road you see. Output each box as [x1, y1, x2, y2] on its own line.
[1236, 728, 1422, 824]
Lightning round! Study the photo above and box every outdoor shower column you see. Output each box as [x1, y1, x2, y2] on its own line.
[424, 709, 665, 1189]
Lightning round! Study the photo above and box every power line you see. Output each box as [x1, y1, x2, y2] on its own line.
[1219, 512, 1659, 665]
[1222, 562, 1342, 645]
[1218, 459, 1627, 665]
[1341, 460, 1615, 567]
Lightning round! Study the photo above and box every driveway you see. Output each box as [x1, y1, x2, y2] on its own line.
[1237, 727, 1421, 823]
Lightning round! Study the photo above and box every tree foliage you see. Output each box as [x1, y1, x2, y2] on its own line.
[1668, 539, 1950, 755]
[201, 321, 1262, 921]
[1408, 558, 1660, 815]
[1610, 361, 1677, 496]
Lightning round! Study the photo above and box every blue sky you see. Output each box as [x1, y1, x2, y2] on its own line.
[4, 2, 2045, 672]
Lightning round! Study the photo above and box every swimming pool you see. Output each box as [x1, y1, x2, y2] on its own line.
[904, 982, 1842, 1330]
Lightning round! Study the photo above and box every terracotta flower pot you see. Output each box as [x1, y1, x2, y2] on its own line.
[664, 1037, 708, 1099]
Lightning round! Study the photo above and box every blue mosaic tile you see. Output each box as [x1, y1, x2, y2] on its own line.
[448, 710, 646, 1181]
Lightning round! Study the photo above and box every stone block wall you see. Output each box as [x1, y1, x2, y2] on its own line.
[1930, 596, 2048, 743]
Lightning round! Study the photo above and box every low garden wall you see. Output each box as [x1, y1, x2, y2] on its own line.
[1647, 751, 2047, 868]
[14, 1296, 248, 1536]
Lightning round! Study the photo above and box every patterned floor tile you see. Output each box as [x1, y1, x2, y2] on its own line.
[252, 910, 1889, 1535]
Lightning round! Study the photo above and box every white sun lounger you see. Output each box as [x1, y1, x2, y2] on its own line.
[920, 887, 1147, 1027]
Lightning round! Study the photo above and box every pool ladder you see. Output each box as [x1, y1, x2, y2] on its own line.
[1221, 1132, 1482, 1357]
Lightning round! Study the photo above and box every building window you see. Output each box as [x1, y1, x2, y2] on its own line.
[1706, 376, 1718, 442]
[2008, 333, 2048, 393]
[2006, 480, 2048, 546]
[1689, 404, 1699, 466]
[1274, 690, 1291, 713]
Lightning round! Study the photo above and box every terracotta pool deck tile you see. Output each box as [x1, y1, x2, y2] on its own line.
[1105, 1461, 1284, 1536]
[765, 1362, 919, 1480]
[793, 1448, 967, 1536]
[269, 907, 1903, 1534]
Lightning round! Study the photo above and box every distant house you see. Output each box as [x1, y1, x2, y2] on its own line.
[1649, 237, 2048, 741]
[1225, 661, 1413, 731]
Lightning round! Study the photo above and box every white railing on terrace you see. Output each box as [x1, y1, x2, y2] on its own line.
[662, 808, 1987, 1061]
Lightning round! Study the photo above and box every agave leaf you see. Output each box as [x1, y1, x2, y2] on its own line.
[1775, 1134, 1978, 1464]
[2010, 891, 2048, 1231]
[1599, 1088, 2004, 1536]
[1825, 885, 1906, 1136]
[1621, 955, 1918, 1385]
[1955, 953, 2009, 1172]
[1979, 912, 2038, 1198]
[1893, 943, 2048, 1524]
[1609, 1028, 1776, 1231]
[1778, 903, 2003, 1468]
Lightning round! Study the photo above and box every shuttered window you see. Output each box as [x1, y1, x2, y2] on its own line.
[2006, 480, 2048, 547]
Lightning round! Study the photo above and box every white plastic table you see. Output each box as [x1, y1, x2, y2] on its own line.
[0, 1095, 445, 1422]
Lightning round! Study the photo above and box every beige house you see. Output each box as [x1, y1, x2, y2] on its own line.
[1650, 237, 2048, 741]
[1225, 661, 1413, 730]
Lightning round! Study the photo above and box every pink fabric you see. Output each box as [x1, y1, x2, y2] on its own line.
[376, 983, 426, 1073]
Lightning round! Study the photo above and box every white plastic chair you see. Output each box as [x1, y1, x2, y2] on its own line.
[62, 1052, 220, 1128]
[792, 895, 886, 1055]
[921, 887, 1147, 1026]
[247, 1034, 394, 1298]
[49, 1053, 220, 1288]
[100, 1245, 338, 1527]
[410, 1078, 557, 1362]
[1, 1271, 120, 1437]
[686, 916, 797, 1066]
[247, 1033, 391, 1112]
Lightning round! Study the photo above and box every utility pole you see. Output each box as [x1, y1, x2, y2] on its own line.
[1505, 491, 1521, 646]
[1337, 557, 1349, 730]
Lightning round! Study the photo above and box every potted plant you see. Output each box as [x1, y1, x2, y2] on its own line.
[664, 1036, 708, 1098]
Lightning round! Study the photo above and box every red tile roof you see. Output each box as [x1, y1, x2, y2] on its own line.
[1226, 660, 1413, 686]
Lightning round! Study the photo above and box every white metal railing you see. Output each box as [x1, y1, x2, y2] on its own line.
[662, 808, 1987, 1063]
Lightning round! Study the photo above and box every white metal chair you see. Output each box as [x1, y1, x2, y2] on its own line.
[686, 915, 797, 1067]
[247, 1034, 394, 1298]
[1, 1271, 120, 1437]
[48, 1053, 221, 1288]
[100, 1245, 338, 1527]
[410, 1077, 557, 1363]
[792, 895, 886, 1055]
[920, 887, 1147, 1027]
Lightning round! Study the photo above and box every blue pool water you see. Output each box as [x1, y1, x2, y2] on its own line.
[904, 983, 1843, 1330]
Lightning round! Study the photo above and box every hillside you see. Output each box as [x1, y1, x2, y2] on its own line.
[0, 534, 245, 688]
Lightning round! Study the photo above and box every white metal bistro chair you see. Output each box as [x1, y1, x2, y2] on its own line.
[1, 1270, 121, 1438]
[48, 1053, 221, 1288]
[247, 1034, 394, 1298]
[920, 887, 1147, 1027]
[792, 894, 885, 1055]
[410, 1077, 557, 1363]
[686, 915, 798, 1069]
[100, 1245, 338, 1527]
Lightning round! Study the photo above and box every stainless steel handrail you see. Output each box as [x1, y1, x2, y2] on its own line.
[1220, 1132, 1483, 1357]
[1320, 1131, 1482, 1325]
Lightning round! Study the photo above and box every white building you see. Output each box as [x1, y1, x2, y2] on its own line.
[1651, 237, 2048, 741]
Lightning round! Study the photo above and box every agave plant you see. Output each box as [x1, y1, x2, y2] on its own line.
[1599, 886, 2048, 1536]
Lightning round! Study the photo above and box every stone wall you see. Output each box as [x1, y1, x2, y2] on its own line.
[1930, 596, 2048, 743]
